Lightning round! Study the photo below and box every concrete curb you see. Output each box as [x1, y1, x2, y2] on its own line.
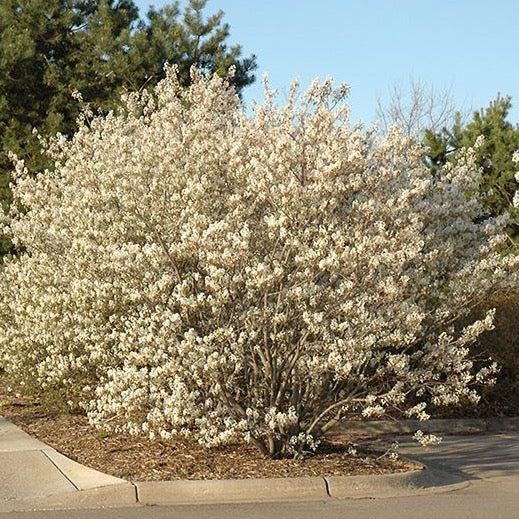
[0, 484, 137, 513]
[135, 477, 328, 505]
[3, 462, 468, 512]
[328, 417, 519, 437]
[132, 462, 470, 506]
[324, 463, 469, 499]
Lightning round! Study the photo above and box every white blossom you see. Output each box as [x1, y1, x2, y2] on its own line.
[0, 66, 517, 458]
[413, 430, 442, 447]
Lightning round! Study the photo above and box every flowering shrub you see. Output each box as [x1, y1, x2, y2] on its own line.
[0, 67, 517, 457]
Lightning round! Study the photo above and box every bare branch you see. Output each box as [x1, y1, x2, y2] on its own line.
[376, 77, 464, 138]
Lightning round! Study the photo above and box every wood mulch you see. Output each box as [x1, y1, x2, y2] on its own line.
[0, 382, 414, 481]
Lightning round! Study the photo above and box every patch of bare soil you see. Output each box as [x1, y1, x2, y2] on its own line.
[0, 382, 413, 481]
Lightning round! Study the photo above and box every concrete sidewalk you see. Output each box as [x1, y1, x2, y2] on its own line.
[0, 417, 136, 512]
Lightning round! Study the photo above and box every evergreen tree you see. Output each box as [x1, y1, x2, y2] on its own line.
[0, 1, 139, 172]
[425, 94, 519, 237]
[134, 1, 257, 93]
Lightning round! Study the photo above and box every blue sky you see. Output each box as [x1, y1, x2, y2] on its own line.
[134, 0, 519, 125]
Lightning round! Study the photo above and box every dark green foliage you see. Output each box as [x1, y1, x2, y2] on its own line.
[425, 94, 519, 237]
[135, 0, 257, 93]
[0, 0, 256, 256]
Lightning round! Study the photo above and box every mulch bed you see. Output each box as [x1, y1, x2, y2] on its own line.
[0, 382, 413, 481]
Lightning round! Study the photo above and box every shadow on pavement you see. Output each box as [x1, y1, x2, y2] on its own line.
[400, 433, 519, 480]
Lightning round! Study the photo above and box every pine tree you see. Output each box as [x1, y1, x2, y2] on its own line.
[425, 94, 519, 237]
[134, 0, 257, 93]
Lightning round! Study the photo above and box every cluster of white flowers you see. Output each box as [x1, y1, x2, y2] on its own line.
[413, 430, 442, 447]
[0, 66, 517, 458]
[511, 152, 519, 208]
